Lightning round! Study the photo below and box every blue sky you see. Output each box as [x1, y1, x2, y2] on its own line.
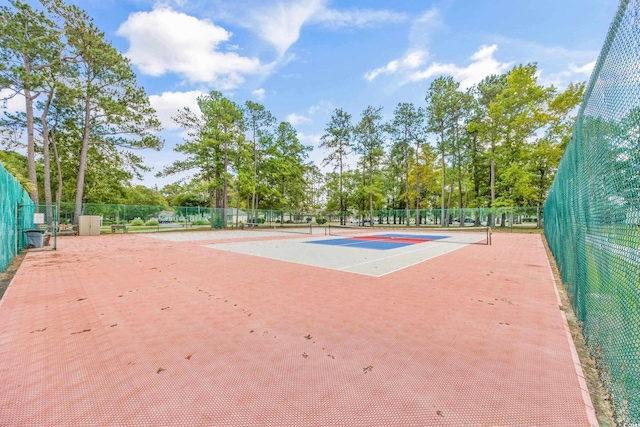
[6, 0, 621, 188]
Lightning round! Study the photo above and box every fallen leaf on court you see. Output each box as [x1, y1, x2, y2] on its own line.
[436, 410, 444, 417]
[157, 367, 166, 374]
[304, 334, 312, 340]
[185, 355, 192, 360]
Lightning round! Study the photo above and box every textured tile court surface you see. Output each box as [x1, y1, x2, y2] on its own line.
[0, 230, 596, 426]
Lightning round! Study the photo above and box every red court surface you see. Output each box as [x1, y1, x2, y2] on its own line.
[0, 232, 597, 426]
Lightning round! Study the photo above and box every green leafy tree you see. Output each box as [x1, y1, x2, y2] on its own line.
[469, 73, 508, 223]
[426, 76, 464, 225]
[353, 105, 385, 225]
[386, 103, 423, 225]
[0, 0, 62, 201]
[303, 163, 324, 212]
[320, 108, 352, 224]
[0, 149, 34, 192]
[244, 101, 275, 221]
[47, 1, 162, 222]
[125, 185, 167, 207]
[160, 91, 243, 228]
[266, 121, 310, 218]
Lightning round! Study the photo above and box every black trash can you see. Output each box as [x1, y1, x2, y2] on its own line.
[25, 230, 45, 248]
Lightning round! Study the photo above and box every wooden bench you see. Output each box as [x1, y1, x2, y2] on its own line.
[111, 224, 128, 233]
[57, 224, 78, 236]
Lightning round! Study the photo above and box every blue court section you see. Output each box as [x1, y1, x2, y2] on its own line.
[376, 233, 450, 241]
[305, 238, 413, 250]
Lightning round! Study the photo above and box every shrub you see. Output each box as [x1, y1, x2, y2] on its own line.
[130, 217, 144, 226]
[213, 215, 225, 229]
[145, 218, 159, 226]
[315, 218, 326, 225]
[192, 219, 209, 225]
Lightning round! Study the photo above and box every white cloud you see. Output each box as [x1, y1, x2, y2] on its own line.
[489, 36, 598, 88]
[117, 6, 273, 88]
[251, 88, 266, 100]
[569, 60, 596, 75]
[364, 50, 428, 81]
[284, 101, 334, 128]
[409, 44, 512, 89]
[298, 132, 324, 167]
[363, 8, 439, 82]
[249, 0, 325, 56]
[537, 60, 598, 88]
[307, 100, 334, 116]
[408, 9, 442, 49]
[238, 0, 407, 56]
[0, 89, 25, 113]
[286, 113, 311, 125]
[148, 90, 204, 129]
[297, 132, 322, 146]
[312, 8, 408, 30]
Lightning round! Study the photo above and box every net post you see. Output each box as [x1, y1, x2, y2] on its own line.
[488, 227, 492, 245]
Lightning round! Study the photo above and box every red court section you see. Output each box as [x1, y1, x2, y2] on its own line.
[0, 232, 596, 426]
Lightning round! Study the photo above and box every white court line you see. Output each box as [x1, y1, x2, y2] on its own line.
[337, 242, 447, 270]
[376, 249, 458, 277]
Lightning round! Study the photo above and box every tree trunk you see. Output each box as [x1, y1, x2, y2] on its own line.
[446, 183, 453, 225]
[405, 157, 410, 226]
[488, 143, 496, 228]
[51, 129, 63, 223]
[458, 152, 463, 224]
[251, 131, 257, 223]
[73, 93, 92, 224]
[415, 143, 420, 227]
[490, 152, 495, 203]
[440, 129, 446, 227]
[223, 149, 228, 228]
[369, 160, 373, 226]
[41, 92, 54, 220]
[24, 88, 38, 203]
[235, 184, 240, 229]
[339, 155, 344, 225]
[440, 147, 446, 227]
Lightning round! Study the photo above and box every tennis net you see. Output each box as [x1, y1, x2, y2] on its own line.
[243, 223, 313, 235]
[325, 225, 491, 245]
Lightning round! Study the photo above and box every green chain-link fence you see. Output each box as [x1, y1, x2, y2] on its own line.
[545, 1, 640, 424]
[52, 203, 541, 233]
[0, 163, 34, 273]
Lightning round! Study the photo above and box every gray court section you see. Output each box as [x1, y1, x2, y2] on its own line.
[203, 234, 483, 277]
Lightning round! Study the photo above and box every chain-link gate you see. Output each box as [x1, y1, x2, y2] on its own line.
[17, 203, 57, 252]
